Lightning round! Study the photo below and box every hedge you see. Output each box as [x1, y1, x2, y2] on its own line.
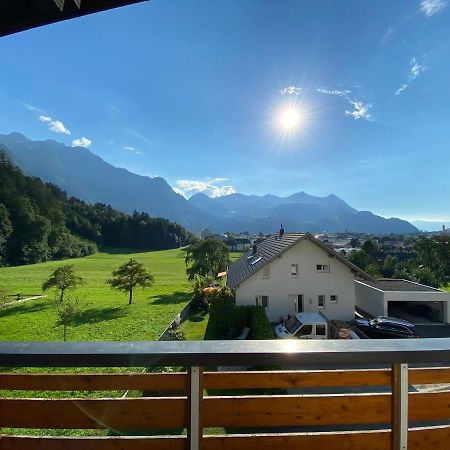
[250, 306, 275, 339]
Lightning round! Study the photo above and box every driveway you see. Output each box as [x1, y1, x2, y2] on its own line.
[415, 324, 450, 338]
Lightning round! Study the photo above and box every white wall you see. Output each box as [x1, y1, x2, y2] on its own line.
[354, 281, 385, 318]
[235, 238, 357, 322]
[355, 281, 450, 323]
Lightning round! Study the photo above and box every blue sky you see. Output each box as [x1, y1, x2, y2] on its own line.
[1, 0, 450, 222]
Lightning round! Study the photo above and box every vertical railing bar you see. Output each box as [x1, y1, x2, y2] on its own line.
[188, 366, 203, 450]
[392, 363, 408, 450]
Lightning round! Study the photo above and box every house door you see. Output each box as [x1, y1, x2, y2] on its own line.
[290, 294, 303, 313]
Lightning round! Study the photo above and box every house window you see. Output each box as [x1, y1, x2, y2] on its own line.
[256, 295, 269, 308]
[330, 295, 338, 303]
[291, 264, 298, 277]
[316, 264, 330, 273]
[318, 295, 325, 308]
[262, 266, 270, 279]
[316, 325, 326, 336]
[297, 324, 313, 336]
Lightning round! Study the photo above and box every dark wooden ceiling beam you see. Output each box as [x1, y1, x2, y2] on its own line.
[0, 0, 147, 38]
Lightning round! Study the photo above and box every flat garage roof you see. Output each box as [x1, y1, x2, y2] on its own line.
[361, 279, 442, 293]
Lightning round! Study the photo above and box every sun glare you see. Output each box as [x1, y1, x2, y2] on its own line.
[280, 108, 301, 130]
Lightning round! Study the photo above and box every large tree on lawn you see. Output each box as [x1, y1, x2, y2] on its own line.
[107, 258, 154, 304]
[42, 264, 83, 304]
[184, 237, 229, 280]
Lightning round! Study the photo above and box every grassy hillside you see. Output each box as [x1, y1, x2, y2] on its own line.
[0, 248, 191, 341]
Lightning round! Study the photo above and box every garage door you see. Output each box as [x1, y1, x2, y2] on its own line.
[388, 301, 444, 324]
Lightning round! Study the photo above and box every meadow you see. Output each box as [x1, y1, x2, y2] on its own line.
[0, 248, 192, 341]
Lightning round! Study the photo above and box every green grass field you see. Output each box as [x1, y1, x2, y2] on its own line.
[0, 248, 192, 341]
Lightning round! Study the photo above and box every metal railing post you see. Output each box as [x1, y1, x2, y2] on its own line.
[392, 363, 408, 450]
[188, 366, 203, 450]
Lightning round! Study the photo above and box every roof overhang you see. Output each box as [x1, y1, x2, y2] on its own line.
[0, 0, 148, 37]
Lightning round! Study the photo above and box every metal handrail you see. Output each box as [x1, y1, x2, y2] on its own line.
[1, 338, 450, 367]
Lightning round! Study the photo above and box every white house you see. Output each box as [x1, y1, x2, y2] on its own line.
[355, 279, 450, 324]
[226, 232, 373, 323]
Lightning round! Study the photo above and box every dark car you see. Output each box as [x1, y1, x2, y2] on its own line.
[355, 316, 418, 339]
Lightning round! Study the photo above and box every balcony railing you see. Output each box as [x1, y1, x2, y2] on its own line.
[0, 339, 450, 449]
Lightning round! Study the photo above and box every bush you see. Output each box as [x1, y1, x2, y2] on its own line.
[167, 329, 186, 341]
[233, 305, 256, 333]
[208, 287, 235, 339]
[251, 306, 275, 339]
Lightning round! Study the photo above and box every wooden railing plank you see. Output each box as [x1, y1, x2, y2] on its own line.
[203, 430, 391, 450]
[0, 373, 187, 391]
[1, 427, 449, 450]
[203, 394, 391, 427]
[0, 398, 187, 429]
[201, 425, 450, 450]
[409, 367, 450, 385]
[204, 369, 391, 389]
[0, 436, 186, 450]
[410, 391, 450, 422]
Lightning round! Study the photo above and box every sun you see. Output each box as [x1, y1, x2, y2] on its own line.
[280, 107, 301, 130]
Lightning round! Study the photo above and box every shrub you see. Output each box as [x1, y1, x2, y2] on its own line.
[208, 287, 235, 339]
[233, 305, 256, 333]
[251, 306, 275, 339]
[167, 329, 186, 341]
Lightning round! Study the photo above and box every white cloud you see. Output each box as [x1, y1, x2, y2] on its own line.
[175, 178, 236, 198]
[124, 145, 141, 155]
[317, 88, 373, 121]
[23, 102, 44, 113]
[317, 88, 351, 97]
[394, 84, 408, 96]
[345, 100, 373, 121]
[38, 114, 70, 135]
[49, 120, 71, 135]
[409, 57, 425, 80]
[280, 86, 302, 95]
[128, 129, 151, 145]
[420, 0, 448, 16]
[72, 137, 92, 148]
[394, 57, 426, 96]
[379, 27, 396, 47]
[172, 187, 186, 197]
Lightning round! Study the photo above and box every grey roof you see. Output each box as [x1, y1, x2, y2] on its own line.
[360, 279, 443, 293]
[226, 232, 373, 289]
[0, 0, 146, 37]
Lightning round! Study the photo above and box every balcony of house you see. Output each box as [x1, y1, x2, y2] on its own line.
[0, 339, 450, 449]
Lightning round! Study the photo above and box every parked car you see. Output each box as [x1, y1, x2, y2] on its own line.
[274, 312, 328, 339]
[355, 316, 417, 339]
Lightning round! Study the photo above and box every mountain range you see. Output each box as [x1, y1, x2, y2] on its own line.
[0, 132, 418, 234]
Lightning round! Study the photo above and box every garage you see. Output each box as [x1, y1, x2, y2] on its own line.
[355, 279, 450, 325]
[387, 299, 444, 324]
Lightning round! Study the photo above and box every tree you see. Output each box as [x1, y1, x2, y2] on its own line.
[349, 237, 360, 248]
[0, 203, 12, 265]
[107, 258, 154, 304]
[347, 250, 373, 272]
[56, 296, 81, 341]
[382, 255, 398, 278]
[42, 265, 83, 304]
[184, 237, 229, 280]
[362, 239, 377, 257]
[348, 250, 381, 278]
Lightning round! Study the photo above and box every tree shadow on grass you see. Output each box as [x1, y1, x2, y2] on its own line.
[0, 300, 50, 318]
[74, 306, 127, 326]
[100, 247, 147, 255]
[150, 292, 191, 305]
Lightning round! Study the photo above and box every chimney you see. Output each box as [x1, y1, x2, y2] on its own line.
[279, 224, 285, 239]
[252, 243, 257, 255]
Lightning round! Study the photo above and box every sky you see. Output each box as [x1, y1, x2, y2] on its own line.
[1, 0, 450, 223]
